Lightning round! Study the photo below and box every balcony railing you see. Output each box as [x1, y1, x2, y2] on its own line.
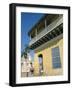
[29, 15, 63, 46]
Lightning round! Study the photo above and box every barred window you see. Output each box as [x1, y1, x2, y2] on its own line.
[52, 47, 61, 68]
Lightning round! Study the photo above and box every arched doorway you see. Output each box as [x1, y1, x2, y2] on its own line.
[38, 54, 43, 75]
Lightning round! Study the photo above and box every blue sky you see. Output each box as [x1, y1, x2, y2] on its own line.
[21, 12, 44, 53]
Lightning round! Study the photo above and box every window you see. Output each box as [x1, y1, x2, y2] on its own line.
[52, 47, 61, 68]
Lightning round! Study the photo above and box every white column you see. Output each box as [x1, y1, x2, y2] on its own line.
[45, 19, 47, 28]
[35, 28, 37, 40]
[30, 35, 31, 40]
[36, 28, 37, 35]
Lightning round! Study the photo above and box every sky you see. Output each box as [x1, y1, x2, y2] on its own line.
[21, 12, 44, 53]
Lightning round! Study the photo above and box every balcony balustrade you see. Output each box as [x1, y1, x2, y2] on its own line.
[29, 15, 63, 46]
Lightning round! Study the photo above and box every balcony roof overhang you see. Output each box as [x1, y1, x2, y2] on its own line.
[29, 24, 63, 50]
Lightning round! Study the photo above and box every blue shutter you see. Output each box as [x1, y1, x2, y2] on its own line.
[52, 47, 61, 68]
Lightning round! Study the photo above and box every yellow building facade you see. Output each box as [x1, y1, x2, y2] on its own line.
[33, 34, 63, 76]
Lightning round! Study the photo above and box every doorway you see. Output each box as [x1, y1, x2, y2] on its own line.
[38, 54, 43, 75]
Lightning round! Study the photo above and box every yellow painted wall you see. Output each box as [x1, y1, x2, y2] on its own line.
[33, 37, 63, 76]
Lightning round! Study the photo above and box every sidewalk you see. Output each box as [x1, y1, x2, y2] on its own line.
[21, 72, 34, 77]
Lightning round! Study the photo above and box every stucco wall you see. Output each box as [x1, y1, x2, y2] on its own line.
[33, 35, 63, 76]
